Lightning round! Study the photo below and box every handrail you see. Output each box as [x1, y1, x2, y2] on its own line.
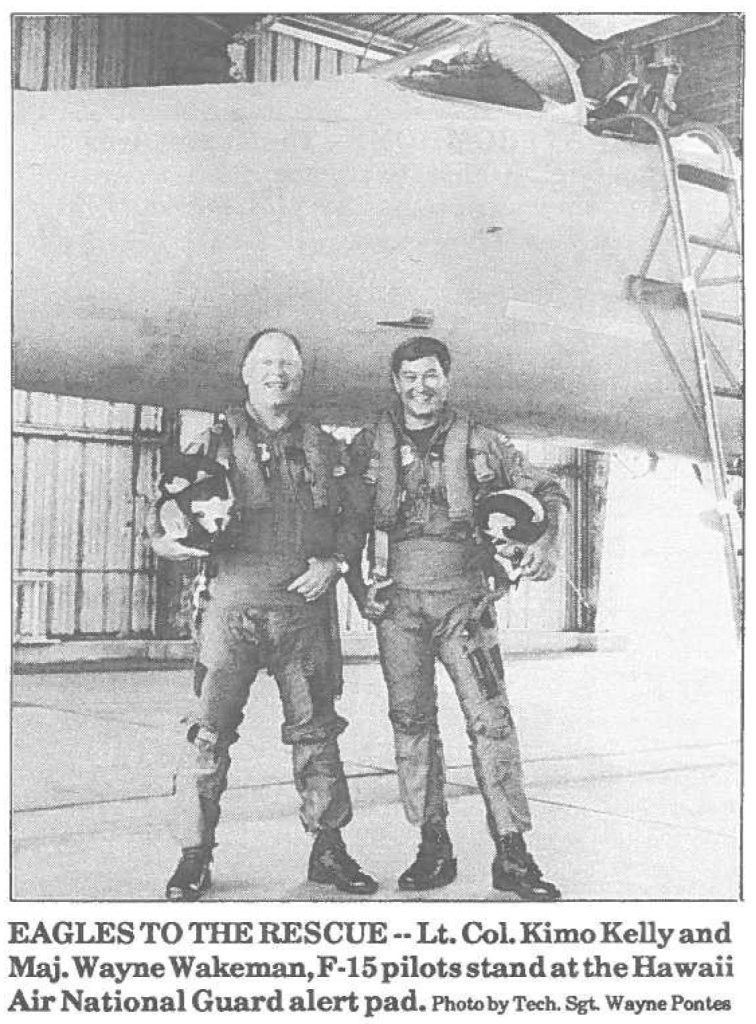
[597, 111, 742, 634]
[670, 120, 742, 242]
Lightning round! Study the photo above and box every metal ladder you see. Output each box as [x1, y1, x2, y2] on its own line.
[596, 112, 743, 634]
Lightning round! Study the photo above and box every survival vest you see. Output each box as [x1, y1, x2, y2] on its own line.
[203, 404, 343, 517]
[363, 406, 497, 531]
[363, 407, 502, 581]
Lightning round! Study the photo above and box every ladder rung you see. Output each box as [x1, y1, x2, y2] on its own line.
[627, 275, 685, 307]
[714, 386, 743, 401]
[678, 163, 734, 192]
[688, 233, 741, 256]
[701, 308, 743, 326]
[698, 275, 742, 288]
[629, 277, 744, 326]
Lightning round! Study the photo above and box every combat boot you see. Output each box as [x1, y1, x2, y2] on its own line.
[308, 828, 379, 895]
[491, 833, 560, 901]
[398, 822, 457, 891]
[165, 847, 213, 902]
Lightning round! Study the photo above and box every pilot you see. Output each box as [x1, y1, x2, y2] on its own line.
[164, 328, 378, 901]
[346, 336, 568, 900]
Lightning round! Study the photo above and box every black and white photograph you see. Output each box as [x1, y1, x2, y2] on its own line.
[11, 9, 744, 911]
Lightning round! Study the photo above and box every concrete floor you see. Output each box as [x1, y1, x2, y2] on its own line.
[12, 633, 741, 903]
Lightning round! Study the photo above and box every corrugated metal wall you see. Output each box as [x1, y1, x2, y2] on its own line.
[243, 30, 363, 83]
[14, 14, 163, 90]
[12, 14, 366, 91]
[13, 394, 162, 639]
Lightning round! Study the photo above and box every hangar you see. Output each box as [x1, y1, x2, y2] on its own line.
[11, 13, 743, 901]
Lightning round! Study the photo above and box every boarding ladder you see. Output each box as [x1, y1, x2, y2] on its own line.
[595, 113, 743, 634]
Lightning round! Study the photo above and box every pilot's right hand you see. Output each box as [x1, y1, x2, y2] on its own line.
[363, 578, 394, 622]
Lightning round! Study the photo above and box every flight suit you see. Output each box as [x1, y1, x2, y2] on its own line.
[174, 405, 361, 853]
[348, 406, 569, 840]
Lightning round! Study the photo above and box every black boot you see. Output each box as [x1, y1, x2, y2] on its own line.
[165, 847, 213, 902]
[308, 829, 379, 895]
[398, 823, 457, 891]
[492, 833, 560, 901]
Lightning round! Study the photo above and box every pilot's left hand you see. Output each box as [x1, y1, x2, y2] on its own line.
[288, 557, 341, 602]
[519, 535, 560, 581]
